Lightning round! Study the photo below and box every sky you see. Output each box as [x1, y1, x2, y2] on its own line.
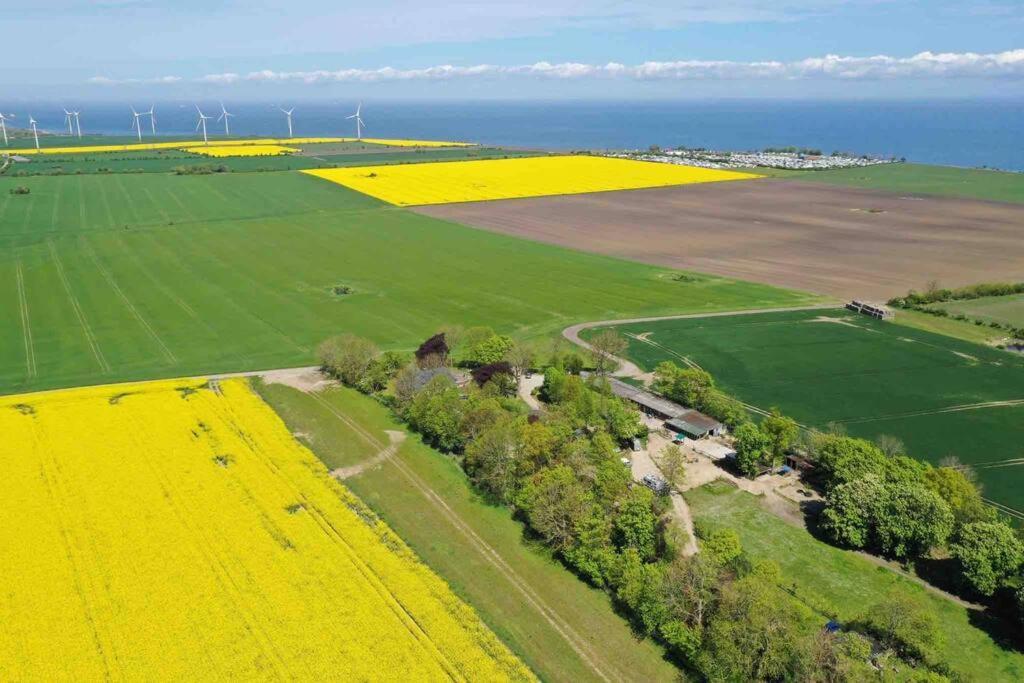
[4, 0, 1023, 100]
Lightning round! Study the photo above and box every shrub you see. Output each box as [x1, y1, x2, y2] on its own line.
[9, 185, 30, 195]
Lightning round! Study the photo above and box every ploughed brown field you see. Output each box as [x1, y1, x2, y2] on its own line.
[415, 179, 1024, 300]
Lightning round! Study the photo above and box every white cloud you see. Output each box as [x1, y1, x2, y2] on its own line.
[88, 49, 1024, 86]
[88, 75, 182, 85]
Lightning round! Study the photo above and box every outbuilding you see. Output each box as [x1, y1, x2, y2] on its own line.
[598, 375, 687, 420]
[665, 410, 725, 439]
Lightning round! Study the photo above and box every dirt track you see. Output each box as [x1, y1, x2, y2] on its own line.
[415, 179, 1024, 299]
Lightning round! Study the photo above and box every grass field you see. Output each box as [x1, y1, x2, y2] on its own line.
[0, 170, 817, 395]
[891, 308, 1008, 346]
[305, 155, 759, 205]
[747, 163, 1024, 204]
[3, 147, 543, 176]
[0, 377, 531, 680]
[599, 308, 1024, 512]
[688, 482, 1024, 681]
[928, 294, 1024, 329]
[256, 381, 679, 682]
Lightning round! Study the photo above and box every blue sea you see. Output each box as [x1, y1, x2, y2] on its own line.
[18, 99, 1024, 171]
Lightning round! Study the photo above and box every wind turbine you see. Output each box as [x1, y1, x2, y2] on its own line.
[0, 113, 13, 146]
[63, 108, 74, 136]
[279, 106, 294, 138]
[28, 116, 40, 150]
[145, 106, 155, 135]
[346, 102, 365, 140]
[217, 102, 234, 135]
[130, 106, 144, 141]
[195, 105, 212, 144]
[72, 110, 82, 138]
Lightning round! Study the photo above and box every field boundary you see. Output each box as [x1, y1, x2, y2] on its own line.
[304, 389, 621, 683]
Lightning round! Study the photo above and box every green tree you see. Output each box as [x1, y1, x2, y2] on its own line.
[857, 594, 942, 663]
[613, 486, 659, 560]
[659, 443, 686, 488]
[701, 527, 743, 567]
[814, 435, 890, 492]
[761, 409, 799, 462]
[699, 575, 808, 682]
[616, 548, 667, 635]
[733, 422, 773, 477]
[872, 482, 953, 559]
[317, 333, 379, 386]
[802, 630, 875, 683]
[652, 362, 714, 407]
[950, 521, 1024, 596]
[661, 553, 720, 630]
[820, 475, 885, 549]
[539, 366, 569, 404]
[406, 375, 466, 452]
[357, 350, 408, 394]
[463, 417, 526, 502]
[924, 465, 995, 526]
[465, 333, 515, 366]
[515, 466, 593, 553]
[563, 508, 616, 587]
[589, 329, 627, 375]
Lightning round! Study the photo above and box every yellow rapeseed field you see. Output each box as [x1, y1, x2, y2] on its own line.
[3, 137, 471, 156]
[187, 144, 299, 157]
[0, 378, 533, 681]
[304, 155, 760, 206]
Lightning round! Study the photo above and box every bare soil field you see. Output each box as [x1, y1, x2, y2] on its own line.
[416, 179, 1024, 300]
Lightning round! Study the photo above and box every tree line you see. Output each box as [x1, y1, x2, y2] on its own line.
[316, 328, 981, 681]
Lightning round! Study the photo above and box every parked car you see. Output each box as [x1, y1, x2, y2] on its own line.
[641, 474, 670, 495]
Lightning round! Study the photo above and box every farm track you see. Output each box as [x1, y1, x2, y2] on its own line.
[305, 389, 621, 683]
[15, 262, 36, 378]
[47, 239, 110, 373]
[80, 238, 178, 365]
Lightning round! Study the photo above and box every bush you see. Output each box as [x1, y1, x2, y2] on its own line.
[9, 185, 30, 195]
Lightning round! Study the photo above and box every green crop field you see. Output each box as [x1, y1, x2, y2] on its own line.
[0, 170, 817, 395]
[688, 482, 1024, 681]
[598, 308, 1024, 512]
[929, 294, 1024, 329]
[3, 146, 542, 176]
[747, 163, 1024, 204]
[256, 381, 678, 682]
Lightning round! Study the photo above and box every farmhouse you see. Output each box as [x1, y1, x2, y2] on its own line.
[666, 410, 726, 439]
[411, 367, 470, 391]
[601, 376, 686, 420]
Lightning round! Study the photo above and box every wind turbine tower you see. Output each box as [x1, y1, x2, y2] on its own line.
[346, 102, 365, 140]
[73, 110, 82, 138]
[218, 102, 234, 135]
[0, 113, 13, 146]
[130, 106, 144, 141]
[195, 105, 213, 145]
[280, 106, 294, 138]
[29, 116, 40, 150]
[145, 106, 156, 135]
[63, 109, 74, 136]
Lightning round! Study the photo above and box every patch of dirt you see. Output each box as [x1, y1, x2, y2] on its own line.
[259, 367, 334, 393]
[415, 180, 1024, 300]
